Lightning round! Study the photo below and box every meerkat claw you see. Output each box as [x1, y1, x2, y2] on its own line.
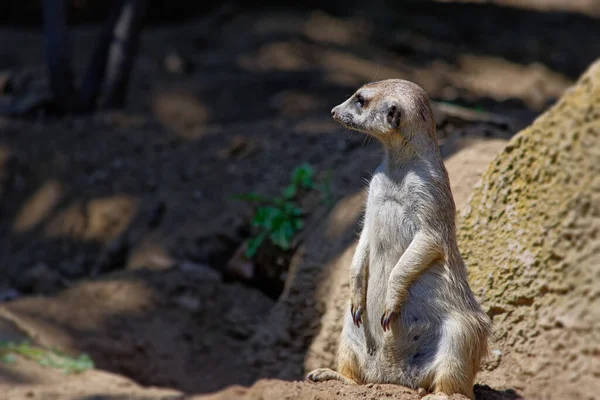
[354, 308, 362, 327]
[351, 304, 363, 327]
[381, 309, 395, 331]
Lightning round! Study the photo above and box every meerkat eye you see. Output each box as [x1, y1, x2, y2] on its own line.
[355, 95, 365, 108]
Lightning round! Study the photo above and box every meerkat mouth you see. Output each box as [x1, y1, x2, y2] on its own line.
[334, 114, 369, 135]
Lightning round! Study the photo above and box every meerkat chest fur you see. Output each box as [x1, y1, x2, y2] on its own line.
[366, 171, 413, 266]
[364, 160, 440, 276]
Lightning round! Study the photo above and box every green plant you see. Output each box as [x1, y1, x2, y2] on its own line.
[235, 163, 333, 258]
[0, 340, 94, 374]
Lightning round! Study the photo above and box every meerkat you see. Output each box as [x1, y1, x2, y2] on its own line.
[305, 79, 492, 399]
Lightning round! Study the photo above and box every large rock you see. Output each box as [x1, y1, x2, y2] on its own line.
[458, 60, 600, 398]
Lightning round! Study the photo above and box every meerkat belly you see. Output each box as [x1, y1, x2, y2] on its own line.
[361, 197, 452, 384]
[366, 260, 451, 385]
[363, 198, 417, 349]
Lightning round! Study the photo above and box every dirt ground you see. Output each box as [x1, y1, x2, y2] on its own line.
[0, 1, 598, 399]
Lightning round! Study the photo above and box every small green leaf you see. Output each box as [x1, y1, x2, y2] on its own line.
[272, 196, 287, 207]
[236, 163, 324, 255]
[292, 163, 315, 189]
[282, 202, 302, 217]
[1, 353, 16, 364]
[283, 184, 297, 199]
[253, 206, 281, 228]
[245, 231, 269, 258]
[270, 227, 290, 250]
[294, 218, 304, 230]
[281, 219, 294, 238]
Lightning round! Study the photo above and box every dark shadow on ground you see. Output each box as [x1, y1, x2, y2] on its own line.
[365, 1, 600, 79]
[475, 384, 524, 400]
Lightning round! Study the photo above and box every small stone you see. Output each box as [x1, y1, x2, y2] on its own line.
[0, 71, 11, 95]
[20, 263, 63, 294]
[218, 135, 255, 159]
[176, 294, 202, 312]
[0, 288, 20, 302]
[145, 178, 158, 191]
[163, 51, 192, 75]
[179, 261, 221, 281]
[226, 244, 255, 281]
[134, 338, 146, 352]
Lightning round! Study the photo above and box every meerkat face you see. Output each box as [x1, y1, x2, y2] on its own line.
[330, 79, 435, 141]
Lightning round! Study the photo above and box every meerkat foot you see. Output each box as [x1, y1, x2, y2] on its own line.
[305, 368, 357, 384]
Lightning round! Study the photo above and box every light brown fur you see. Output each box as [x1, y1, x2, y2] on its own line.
[305, 80, 491, 399]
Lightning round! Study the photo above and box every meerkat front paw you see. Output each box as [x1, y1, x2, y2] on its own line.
[380, 308, 397, 331]
[381, 293, 406, 331]
[349, 277, 366, 327]
[350, 294, 365, 327]
[350, 302, 363, 327]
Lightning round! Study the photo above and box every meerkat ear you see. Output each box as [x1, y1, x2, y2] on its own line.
[387, 104, 401, 129]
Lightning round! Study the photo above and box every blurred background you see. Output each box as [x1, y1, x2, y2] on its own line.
[0, 1, 598, 399]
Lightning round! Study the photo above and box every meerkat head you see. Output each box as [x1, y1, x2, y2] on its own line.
[331, 79, 436, 146]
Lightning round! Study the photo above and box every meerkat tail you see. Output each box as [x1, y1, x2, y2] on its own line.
[431, 316, 478, 400]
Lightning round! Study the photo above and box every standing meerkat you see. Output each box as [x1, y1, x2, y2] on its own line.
[306, 79, 492, 399]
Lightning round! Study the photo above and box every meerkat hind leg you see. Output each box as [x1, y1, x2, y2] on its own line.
[305, 368, 357, 384]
